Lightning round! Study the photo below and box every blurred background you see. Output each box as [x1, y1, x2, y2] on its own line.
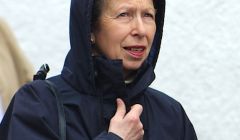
[0, 0, 240, 139]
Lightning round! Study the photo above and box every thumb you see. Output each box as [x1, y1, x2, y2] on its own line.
[127, 104, 143, 117]
[114, 98, 126, 118]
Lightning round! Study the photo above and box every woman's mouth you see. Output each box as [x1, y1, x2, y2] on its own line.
[123, 46, 146, 58]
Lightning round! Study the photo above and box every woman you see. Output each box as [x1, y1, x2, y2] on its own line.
[0, 0, 197, 139]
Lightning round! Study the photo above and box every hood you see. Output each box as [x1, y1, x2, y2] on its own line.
[61, 0, 165, 95]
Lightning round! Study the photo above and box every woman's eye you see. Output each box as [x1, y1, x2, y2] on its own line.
[144, 13, 155, 19]
[118, 12, 129, 17]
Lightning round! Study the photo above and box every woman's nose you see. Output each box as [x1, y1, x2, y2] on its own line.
[131, 17, 147, 38]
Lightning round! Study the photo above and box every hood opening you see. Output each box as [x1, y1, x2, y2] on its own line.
[61, 0, 165, 93]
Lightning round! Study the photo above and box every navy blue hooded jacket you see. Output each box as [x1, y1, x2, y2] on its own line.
[0, 0, 197, 139]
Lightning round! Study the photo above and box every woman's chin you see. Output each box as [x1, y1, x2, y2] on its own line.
[123, 61, 143, 72]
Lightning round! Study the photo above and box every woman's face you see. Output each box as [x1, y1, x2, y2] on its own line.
[93, 0, 156, 73]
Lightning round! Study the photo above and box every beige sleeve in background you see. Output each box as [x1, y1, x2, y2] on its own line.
[0, 18, 34, 111]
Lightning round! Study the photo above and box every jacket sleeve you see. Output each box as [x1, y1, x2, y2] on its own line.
[179, 104, 198, 140]
[94, 131, 123, 140]
[0, 82, 59, 140]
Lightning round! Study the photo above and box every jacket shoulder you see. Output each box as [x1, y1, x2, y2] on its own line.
[6, 79, 59, 137]
[14, 79, 56, 104]
[144, 87, 187, 123]
[145, 87, 181, 107]
[15, 75, 64, 102]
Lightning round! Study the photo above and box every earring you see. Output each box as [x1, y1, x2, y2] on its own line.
[91, 38, 95, 44]
[91, 34, 95, 44]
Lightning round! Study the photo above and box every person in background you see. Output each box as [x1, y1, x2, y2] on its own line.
[0, 18, 34, 113]
[0, 0, 197, 139]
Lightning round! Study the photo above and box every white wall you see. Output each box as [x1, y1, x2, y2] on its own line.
[1, 0, 240, 139]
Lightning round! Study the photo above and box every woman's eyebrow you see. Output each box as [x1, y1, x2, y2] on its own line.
[145, 8, 157, 14]
[115, 4, 134, 11]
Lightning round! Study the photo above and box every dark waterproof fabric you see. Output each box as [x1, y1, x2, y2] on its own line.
[0, 0, 198, 139]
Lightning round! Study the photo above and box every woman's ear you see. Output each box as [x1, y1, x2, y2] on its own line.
[91, 33, 99, 56]
[90, 33, 95, 44]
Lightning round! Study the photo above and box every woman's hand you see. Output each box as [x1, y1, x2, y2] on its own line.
[108, 98, 144, 140]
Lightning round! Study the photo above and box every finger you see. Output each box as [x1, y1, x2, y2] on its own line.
[128, 104, 143, 117]
[114, 98, 126, 118]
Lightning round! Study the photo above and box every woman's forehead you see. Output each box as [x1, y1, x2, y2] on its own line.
[103, 0, 154, 10]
